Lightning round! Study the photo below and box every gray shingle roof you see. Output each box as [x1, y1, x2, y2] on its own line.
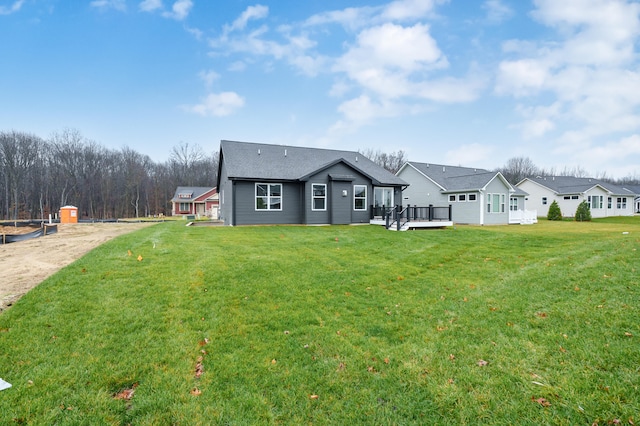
[171, 186, 214, 202]
[526, 176, 636, 196]
[219, 140, 408, 186]
[405, 162, 514, 192]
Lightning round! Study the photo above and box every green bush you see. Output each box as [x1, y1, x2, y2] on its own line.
[547, 200, 562, 220]
[575, 200, 592, 221]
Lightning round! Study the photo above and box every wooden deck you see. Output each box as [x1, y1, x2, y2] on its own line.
[370, 218, 453, 230]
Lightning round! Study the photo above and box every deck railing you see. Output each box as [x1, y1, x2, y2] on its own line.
[371, 205, 452, 230]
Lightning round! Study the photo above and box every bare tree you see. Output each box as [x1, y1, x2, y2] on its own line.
[496, 156, 539, 184]
[359, 148, 407, 174]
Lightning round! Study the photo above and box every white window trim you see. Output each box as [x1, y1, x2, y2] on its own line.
[468, 193, 477, 202]
[311, 183, 327, 211]
[449, 194, 456, 202]
[354, 185, 367, 211]
[487, 193, 506, 214]
[255, 183, 283, 211]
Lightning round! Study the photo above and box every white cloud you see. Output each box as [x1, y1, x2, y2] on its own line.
[495, 59, 549, 97]
[381, 0, 445, 21]
[496, 0, 640, 154]
[162, 0, 192, 20]
[90, 0, 126, 12]
[185, 92, 245, 117]
[198, 70, 220, 89]
[225, 5, 269, 34]
[333, 23, 447, 98]
[139, 0, 163, 12]
[482, 0, 514, 24]
[0, 0, 25, 15]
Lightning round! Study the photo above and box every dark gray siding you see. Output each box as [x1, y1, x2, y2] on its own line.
[304, 163, 372, 225]
[233, 181, 303, 225]
[218, 161, 234, 225]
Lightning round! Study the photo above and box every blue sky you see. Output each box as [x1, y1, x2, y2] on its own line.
[2, 0, 640, 178]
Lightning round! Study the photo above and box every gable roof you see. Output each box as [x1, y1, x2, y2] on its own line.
[171, 187, 215, 202]
[217, 140, 408, 187]
[520, 176, 636, 196]
[400, 162, 515, 193]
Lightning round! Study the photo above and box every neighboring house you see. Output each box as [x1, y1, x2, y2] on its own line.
[216, 140, 408, 226]
[396, 162, 536, 225]
[626, 184, 640, 213]
[516, 176, 637, 218]
[171, 187, 219, 219]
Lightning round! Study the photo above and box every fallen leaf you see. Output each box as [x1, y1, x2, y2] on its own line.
[477, 359, 488, 367]
[337, 362, 345, 371]
[574, 286, 580, 291]
[190, 387, 202, 396]
[532, 396, 551, 407]
[449, 354, 456, 361]
[367, 366, 376, 373]
[384, 358, 390, 364]
[195, 361, 204, 378]
[137, 255, 143, 261]
[310, 394, 319, 400]
[559, 346, 567, 353]
[489, 307, 498, 311]
[463, 297, 468, 302]
[127, 250, 132, 256]
[447, 378, 455, 384]
[536, 312, 548, 318]
[114, 383, 138, 401]
[271, 359, 277, 364]
[397, 276, 405, 281]
[624, 332, 633, 337]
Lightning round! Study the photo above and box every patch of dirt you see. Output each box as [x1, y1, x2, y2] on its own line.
[0, 222, 155, 312]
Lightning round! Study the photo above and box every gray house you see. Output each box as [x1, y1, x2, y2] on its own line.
[517, 176, 637, 218]
[216, 140, 408, 226]
[396, 162, 536, 225]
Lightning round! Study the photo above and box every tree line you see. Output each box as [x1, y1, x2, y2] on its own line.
[0, 129, 218, 221]
[494, 156, 639, 186]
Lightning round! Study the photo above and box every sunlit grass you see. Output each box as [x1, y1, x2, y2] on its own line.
[0, 219, 638, 424]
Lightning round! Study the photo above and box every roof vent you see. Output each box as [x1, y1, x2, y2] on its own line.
[443, 166, 446, 172]
[355, 156, 358, 162]
[258, 149, 261, 155]
[284, 149, 287, 157]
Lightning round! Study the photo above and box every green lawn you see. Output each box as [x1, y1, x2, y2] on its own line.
[0, 219, 638, 425]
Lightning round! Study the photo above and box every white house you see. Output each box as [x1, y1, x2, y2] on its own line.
[396, 162, 536, 225]
[516, 176, 637, 218]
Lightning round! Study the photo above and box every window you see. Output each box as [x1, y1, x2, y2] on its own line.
[179, 202, 190, 212]
[459, 194, 466, 202]
[449, 194, 456, 202]
[468, 193, 477, 202]
[373, 187, 394, 207]
[510, 197, 519, 211]
[487, 193, 506, 213]
[564, 196, 571, 200]
[572, 195, 579, 200]
[608, 197, 612, 209]
[617, 197, 627, 209]
[312, 184, 326, 211]
[588, 195, 603, 209]
[354, 185, 367, 210]
[256, 183, 282, 211]
[542, 197, 548, 205]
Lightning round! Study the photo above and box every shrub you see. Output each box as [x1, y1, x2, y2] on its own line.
[575, 200, 592, 221]
[547, 200, 562, 221]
